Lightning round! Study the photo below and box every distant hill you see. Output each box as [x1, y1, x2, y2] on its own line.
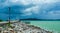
[20, 18, 60, 21]
[20, 18, 40, 20]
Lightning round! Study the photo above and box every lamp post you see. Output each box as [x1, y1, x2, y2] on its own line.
[8, 7, 11, 27]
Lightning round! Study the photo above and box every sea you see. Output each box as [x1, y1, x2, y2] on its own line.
[23, 21, 60, 33]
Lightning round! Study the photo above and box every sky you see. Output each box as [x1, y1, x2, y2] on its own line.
[0, 0, 60, 20]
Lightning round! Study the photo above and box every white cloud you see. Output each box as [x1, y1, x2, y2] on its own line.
[8, 0, 33, 6]
[42, 0, 58, 3]
[31, 0, 59, 5]
[22, 7, 32, 16]
[22, 5, 40, 16]
[48, 11, 60, 15]
[31, 5, 40, 14]
[1, 0, 60, 8]
[20, 0, 32, 5]
[9, 0, 18, 3]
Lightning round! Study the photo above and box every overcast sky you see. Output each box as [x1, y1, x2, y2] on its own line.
[0, 0, 60, 20]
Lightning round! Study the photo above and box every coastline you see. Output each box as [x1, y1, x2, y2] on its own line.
[0, 21, 52, 33]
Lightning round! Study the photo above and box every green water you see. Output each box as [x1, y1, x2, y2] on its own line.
[30, 21, 60, 33]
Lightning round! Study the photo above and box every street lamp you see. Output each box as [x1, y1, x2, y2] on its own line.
[8, 7, 11, 27]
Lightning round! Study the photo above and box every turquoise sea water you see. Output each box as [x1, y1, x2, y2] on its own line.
[29, 21, 60, 33]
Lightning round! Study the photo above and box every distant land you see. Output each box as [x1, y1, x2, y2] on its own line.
[20, 18, 60, 21]
[0, 18, 60, 21]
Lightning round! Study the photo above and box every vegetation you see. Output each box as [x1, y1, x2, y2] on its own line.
[0, 20, 3, 22]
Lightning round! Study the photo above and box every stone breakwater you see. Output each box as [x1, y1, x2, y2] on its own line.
[0, 22, 52, 33]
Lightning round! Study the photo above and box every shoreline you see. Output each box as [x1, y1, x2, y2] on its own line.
[0, 21, 52, 33]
